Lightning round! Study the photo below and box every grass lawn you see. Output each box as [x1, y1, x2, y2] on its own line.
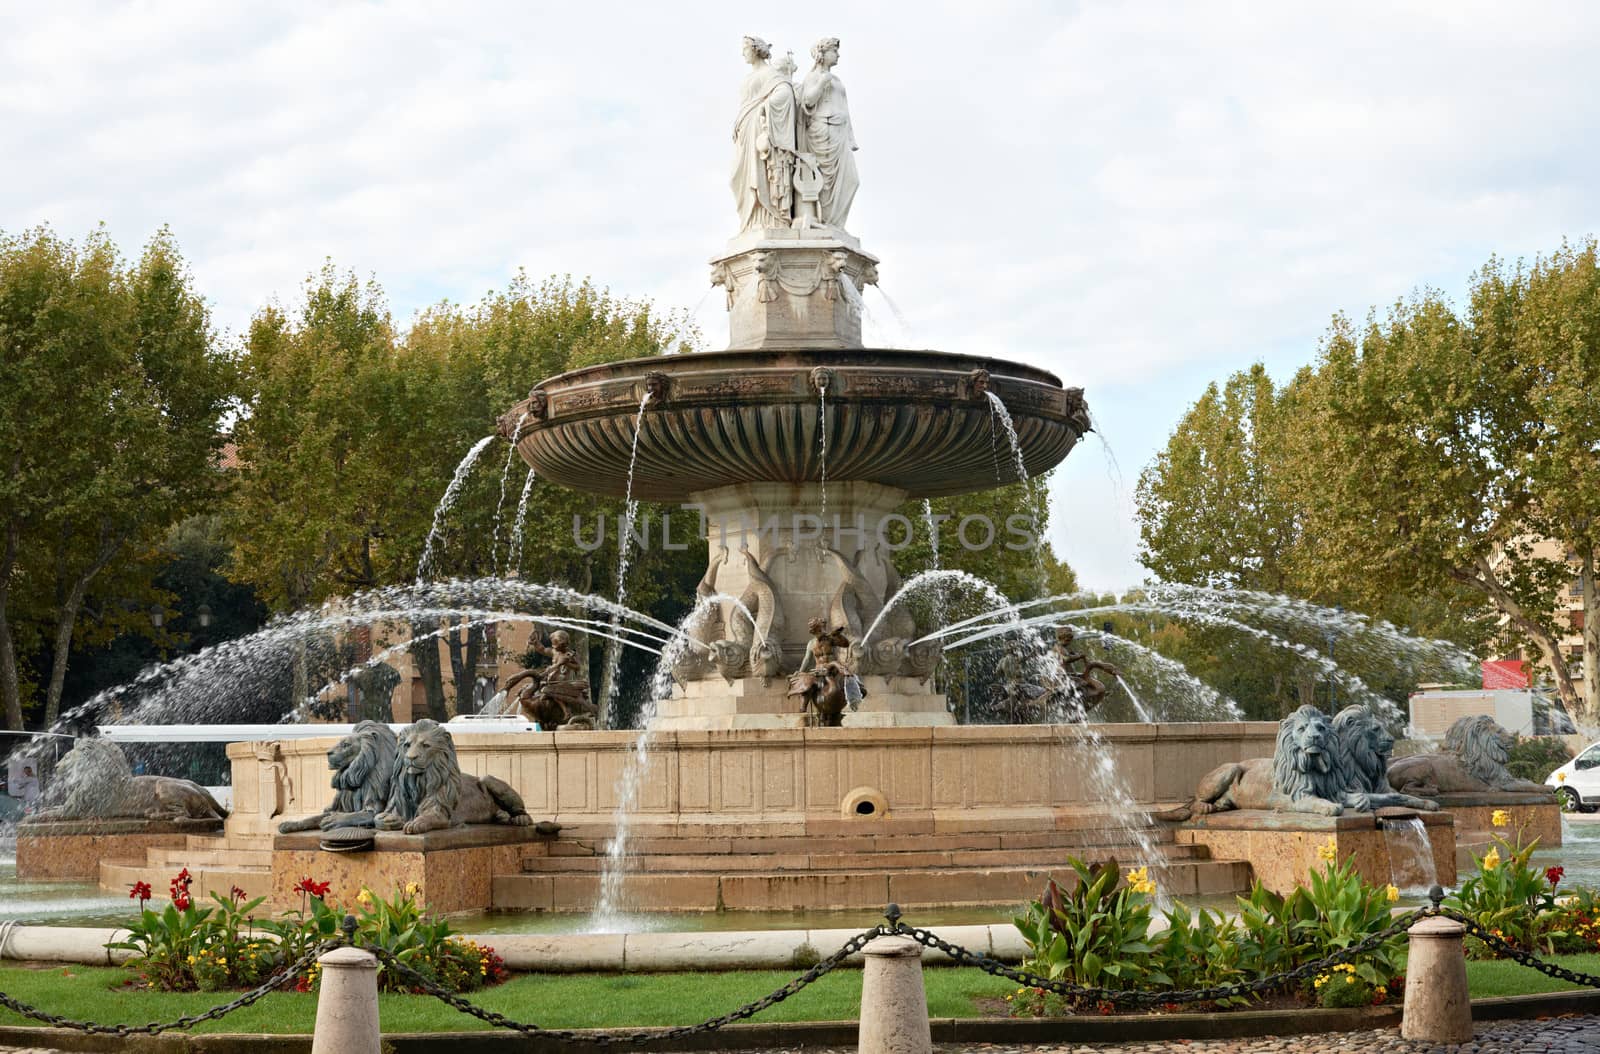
[0, 957, 1594, 1034]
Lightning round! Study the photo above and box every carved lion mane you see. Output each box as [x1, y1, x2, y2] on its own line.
[1155, 705, 1344, 821]
[375, 720, 534, 836]
[1330, 705, 1438, 812]
[278, 720, 398, 833]
[1388, 714, 1553, 798]
[33, 738, 226, 823]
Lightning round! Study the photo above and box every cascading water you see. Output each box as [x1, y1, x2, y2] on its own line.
[1382, 816, 1438, 893]
[599, 392, 652, 727]
[591, 592, 760, 929]
[416, 435, 498, 583]
[817, 382, 829, 523]
[490, 411, 531, 576]
[507, 466, 537, 575]
[984, 391, 1047, 590]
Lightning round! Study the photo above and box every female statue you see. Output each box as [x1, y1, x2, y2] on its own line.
[799, 37, 858, 231]
[731, 36, 799, 233]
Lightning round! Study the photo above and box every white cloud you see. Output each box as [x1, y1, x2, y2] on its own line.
[4, 1, 1598, 590]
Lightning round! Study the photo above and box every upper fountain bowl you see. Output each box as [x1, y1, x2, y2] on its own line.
[500, 348, 1089, 502]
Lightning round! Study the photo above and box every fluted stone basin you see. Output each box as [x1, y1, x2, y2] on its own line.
[499, 348, 1089, 503]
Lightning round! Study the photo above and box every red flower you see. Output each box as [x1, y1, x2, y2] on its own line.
[173, 868, 192, 888]
[128, 881, 152, 903]
[293, 876, 331, 898]
[229, 885, 247, 903]
[172, 892, 191, 911]
[1547, 866, 1566, 887]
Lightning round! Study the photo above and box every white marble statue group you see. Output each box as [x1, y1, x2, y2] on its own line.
[732, 35, 858, 235]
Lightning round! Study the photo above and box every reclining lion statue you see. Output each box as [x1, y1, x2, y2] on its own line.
[32, 738, 226, 823]
[1155, 705, 1346, 820]
[1331, 705, 1439, 812]
[375, 719, 533, 835]
[278, 720, 399, 833]
[1388, 714, 1553, 798]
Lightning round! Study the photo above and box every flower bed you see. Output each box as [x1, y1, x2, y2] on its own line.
[109, 869, 508, 995]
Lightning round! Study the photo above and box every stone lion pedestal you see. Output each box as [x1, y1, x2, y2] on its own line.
[17, 817, 223, 882]
[272, 827, 543, 915]
[1172, 809, 1456, 896]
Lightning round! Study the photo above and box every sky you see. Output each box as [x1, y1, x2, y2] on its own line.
[4, 2, 1599, 590]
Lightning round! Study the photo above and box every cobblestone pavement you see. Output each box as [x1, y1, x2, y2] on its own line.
[739, 1014, 1600, 1053]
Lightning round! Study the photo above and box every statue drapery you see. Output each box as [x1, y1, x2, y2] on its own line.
[731, 64, 799, 233]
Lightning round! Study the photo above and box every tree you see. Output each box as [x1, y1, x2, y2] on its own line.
[0, 226, 234, 728]
[1250, 241, 1600, 722]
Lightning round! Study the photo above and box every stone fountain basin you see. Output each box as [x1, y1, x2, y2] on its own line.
[500, 348, 1088, 502]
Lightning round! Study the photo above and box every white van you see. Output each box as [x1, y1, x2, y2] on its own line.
[1547, 742, 1600, 812]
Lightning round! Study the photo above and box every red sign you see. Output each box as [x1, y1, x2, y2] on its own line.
[1481, 660, 1530, 690]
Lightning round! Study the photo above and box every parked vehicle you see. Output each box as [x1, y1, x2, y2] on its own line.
[1547, 742, 1600, 812]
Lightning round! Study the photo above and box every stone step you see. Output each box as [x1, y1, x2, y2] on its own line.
[528, 826, 1176, 860]
[491, 858, 1252, 913]
[519, 843, 1207, 874]
[101, 860, 274, 905]
[147, 846, 274, 869]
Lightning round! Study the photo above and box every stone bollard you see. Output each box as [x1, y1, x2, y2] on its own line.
[311, 946, 381, 1054]
[858, 935, 931, 1054]
[1401, 916, 1472, 1044]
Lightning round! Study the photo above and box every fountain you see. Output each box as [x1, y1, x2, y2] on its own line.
[7, 35, 1510, 921]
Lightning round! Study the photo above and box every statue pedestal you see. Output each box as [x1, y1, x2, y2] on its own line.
[272, 826, 542, 914]
[1172, 809, 1456, 896]
[711, 228, 879, 350]
[16, 818, 223, 881]
[1434, 792, 1562, 849]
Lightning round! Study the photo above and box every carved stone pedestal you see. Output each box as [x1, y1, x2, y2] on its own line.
[711, 227, 879, 350]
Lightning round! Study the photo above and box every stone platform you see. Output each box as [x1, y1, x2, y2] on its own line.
[99, 722, 1287, 912]
[1432, 792, 1561, 848]
[1172, 809, 1457, 896]
[16, 817, 222, 882]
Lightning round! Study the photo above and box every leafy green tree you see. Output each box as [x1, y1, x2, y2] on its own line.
[0, 226, 234, 728]
[1296, 246, 1600, 721]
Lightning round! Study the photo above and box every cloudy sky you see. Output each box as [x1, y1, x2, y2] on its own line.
[4, 2, 1598, 590]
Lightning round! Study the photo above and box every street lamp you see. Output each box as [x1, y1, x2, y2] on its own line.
[196, 603, 213, 629]
[149, 604, 165, 629]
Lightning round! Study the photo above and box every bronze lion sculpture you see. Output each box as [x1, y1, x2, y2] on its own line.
[32, 738, 226, 823]
[1330, 705, 1438, 812]
[1155, 705, 1345, 821]
[277, 720, 399, 833]
[375, 720, 533, 835]
[1388, 714, 1553, 798]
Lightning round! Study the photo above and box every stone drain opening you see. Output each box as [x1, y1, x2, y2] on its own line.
[841, 786, 888, 820]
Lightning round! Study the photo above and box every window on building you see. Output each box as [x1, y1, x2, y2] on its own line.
[1571, 575, 1585, 597]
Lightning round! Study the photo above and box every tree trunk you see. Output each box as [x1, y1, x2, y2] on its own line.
[43, 573, 93, 725]
[0, 522, 21, 730]
[410, 616, 449, 722]
[445, 619, 487, 714]
[1583, 547, 1599, 728]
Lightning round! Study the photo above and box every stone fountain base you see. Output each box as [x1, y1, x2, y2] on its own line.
[656, 674, 949, 730]
[16, 817, 223, 882]
[1171, 809, 1458, 896]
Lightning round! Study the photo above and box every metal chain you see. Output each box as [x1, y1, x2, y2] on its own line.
[365, 924, 888, 1045]
[1439, 908, 1600, 989]
[0, 938, 339, 1035]
[9, 902, 1600, 1039]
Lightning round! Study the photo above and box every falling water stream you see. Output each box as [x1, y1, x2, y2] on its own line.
[416, 435, 498, 583]
[1382, 817, 1439, 893]
[490, 411, 531, 576]
[507, 466, 537, 575]
[599, 392, 653, 727]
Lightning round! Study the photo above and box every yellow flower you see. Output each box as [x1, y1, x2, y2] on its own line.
[1559, 771, 1568, 783]
[1483, 847, 1502, 871]
[1386, 884, 1400, 902]
[1124, 865, 1156, 895]
[1316, 836, 1338, 863]
[1491, 809, 1510, 828]
[404, 881, 420, 897]
[356, 888, 373, 906]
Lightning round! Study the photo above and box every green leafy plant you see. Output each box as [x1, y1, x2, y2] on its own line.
[1233, 880, 1317, 984]
[1445, 820, 1555, 956]
[1298, 841, 1405, 996]
[1153, 901, 1249, 1007]
[1011, 859, 1167, 1013]
[1507, 737, 1573, 784]
[107, 871, 215, 992]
